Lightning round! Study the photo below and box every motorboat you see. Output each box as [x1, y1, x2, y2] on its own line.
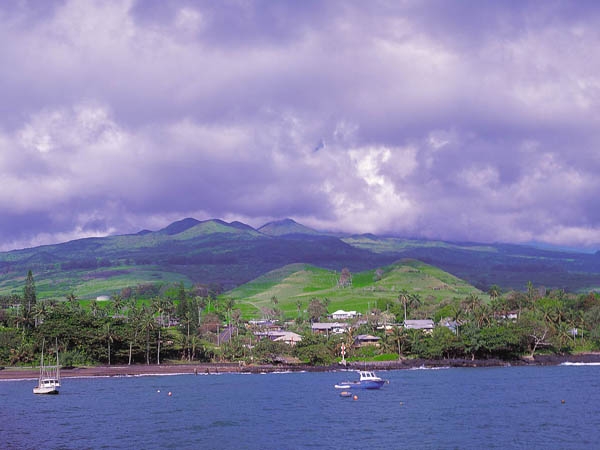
[335, 370, 387, 390]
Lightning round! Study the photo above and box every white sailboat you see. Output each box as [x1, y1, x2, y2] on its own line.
[33, 339, 61, 395]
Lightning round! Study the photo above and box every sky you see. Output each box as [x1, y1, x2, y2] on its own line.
[1, 0, 600, 252]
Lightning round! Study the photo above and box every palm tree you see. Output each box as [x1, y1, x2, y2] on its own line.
[449, 301, 464, 335]
[105, 322, 115, 365]
[127, 304, 142, 365]
[66, 292, 78, 310]
[140, 305, 156, 365]
[398, 289, 421, 323]
[472, 303, 491, 328]
[152, 297, 166, 327]
[488, 285, 501, 303]
[224, 297, 235, 326]
[398, 289, 411, 323]
[111, 294, 124, 316]
[389, 326, 407, 360]
[90, 299, 99, 317]
[463, 294, 482, 315]
[32, 301, 47, 328]
[181, 311, 193, 361]
[526, 281, 538, 307]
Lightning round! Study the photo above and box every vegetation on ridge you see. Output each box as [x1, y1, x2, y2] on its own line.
[2, 265, 600, 368]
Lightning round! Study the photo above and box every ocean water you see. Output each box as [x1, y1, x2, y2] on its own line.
[1, 365, 599, 449]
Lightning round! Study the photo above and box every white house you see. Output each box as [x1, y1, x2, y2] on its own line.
[331, 310, 359, 320]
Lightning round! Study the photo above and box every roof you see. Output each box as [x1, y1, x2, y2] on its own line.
[404, 319, 435, 329]
[273, 331, 303, 343]
[355, 334, 381, 341]
[331, 310, 357, 315]
[311, 322, 348, 330]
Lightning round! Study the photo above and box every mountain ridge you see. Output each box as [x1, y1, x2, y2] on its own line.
[0, 217, 599, 299]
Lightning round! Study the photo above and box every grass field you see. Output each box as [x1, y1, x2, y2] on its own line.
[0, 265, 192, 301]
[227, 259, 482, 319]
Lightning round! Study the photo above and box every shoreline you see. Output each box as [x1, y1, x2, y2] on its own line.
[2, 353, 600, 381]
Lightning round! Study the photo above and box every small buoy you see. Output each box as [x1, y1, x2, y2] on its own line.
[561, 399, 565, 404]
[353, 395, 358, 401]
[168, 392, 172, 397]
[400, 402, 404, 406]
[157, 390, 160, 393]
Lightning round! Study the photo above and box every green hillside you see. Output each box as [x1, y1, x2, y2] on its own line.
[227, 259, 482, 319]
[0, 217, 598, 301]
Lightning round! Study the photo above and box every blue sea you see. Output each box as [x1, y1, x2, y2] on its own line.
[1, 364, 599, 449]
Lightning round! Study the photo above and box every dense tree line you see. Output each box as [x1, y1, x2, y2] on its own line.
[2, 272, 600, 368]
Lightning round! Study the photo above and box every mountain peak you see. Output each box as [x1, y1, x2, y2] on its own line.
[158, 218, 201, 235]
[258, 218, 319, 236]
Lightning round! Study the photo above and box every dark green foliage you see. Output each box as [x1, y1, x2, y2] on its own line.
[22, 270, 37, 316]
[252, 339, 292, 364]
[423, 327, 464, 359]
[294, 333, 333, 365]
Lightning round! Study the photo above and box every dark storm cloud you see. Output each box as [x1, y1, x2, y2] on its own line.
[0, 0, 599, 250]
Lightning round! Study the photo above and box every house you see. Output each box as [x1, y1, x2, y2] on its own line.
[404, 319, 435, 332]
[247, 320, 282, 332]
[353, 334, 381, 348]
[494, 311, 518, 321]
[311, 322, 349, 335]
[330, 310, 360, 320]
[253, 330, 303, 346]
[272, 331, 303, 346]
[440, 318, 460, 334]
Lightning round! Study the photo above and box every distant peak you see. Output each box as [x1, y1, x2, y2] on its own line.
[258, 218, 318, 236]
[229, 221, 256, 231]
[158, 218, 200, 235]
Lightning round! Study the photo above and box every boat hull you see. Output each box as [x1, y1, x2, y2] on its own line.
[336, 380, 385, 390]
[33, 386, 59, 395]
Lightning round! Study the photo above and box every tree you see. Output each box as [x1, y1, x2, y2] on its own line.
[180, 310, 193, 361]
[23, 270, 37, 316]
[463, 294, 482, 315]
[399, 291, 422, 323]
[111, 294, 124, 316]
[224, 297, 235, 326]
[104, 322, 114, 365]
[32, 301, 47, 328]
[388, 326, 408, 359]
[126, 304, 143, 365]
[488, 285, 501, 303]
[307, 298, 327, 323]
[66, 292, 79, 311]
[140, 305, 156, 365]
[294, 333, 333, 365]
[398, 289, 411, 323]
[90, 299, 99, 317]
[337, 268, 352, 288]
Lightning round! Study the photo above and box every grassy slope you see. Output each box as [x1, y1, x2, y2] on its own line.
[227, 259, 482, 319]
[342, 236, 497, 254]
[0, 266, 191, 300]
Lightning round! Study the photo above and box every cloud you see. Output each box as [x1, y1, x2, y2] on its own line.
[0, 0, 599, 250]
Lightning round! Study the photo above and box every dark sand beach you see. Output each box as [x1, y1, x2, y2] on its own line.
[2, 353, 600, 381]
